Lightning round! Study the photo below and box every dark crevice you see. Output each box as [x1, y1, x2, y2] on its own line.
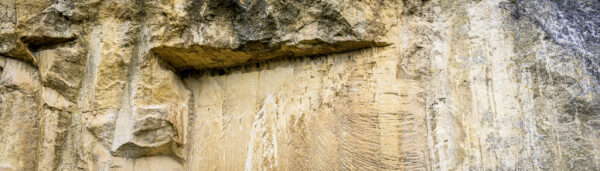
[20, 36, 76, 52]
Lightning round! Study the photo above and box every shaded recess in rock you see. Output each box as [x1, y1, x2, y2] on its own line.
[111, 141, 178, 159]
[153, 40, 388, 71]
[21, 36, 75, 51]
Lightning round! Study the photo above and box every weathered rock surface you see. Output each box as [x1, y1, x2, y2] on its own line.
[0, 0, 599, 170]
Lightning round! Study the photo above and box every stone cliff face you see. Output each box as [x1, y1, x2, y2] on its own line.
[0, 0, 598, 170]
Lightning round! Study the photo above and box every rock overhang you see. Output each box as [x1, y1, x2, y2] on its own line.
[147, 0, 394, 71]
[152, 39, 390, 71]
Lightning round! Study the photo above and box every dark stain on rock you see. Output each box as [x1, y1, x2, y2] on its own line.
[511, 0, 600, 82]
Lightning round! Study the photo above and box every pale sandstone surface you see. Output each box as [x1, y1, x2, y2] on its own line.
[0, 0, 599, 170]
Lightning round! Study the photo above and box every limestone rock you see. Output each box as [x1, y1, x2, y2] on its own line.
[0, 56, 40, 92]
[0, 0, 599, 170]
[152, 0, 394, 70]
[39, 45, 85, 101]
[20, 3, 75, 48]
[0, 56, 40, 171]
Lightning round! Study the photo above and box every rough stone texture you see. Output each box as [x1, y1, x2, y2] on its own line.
[0, 0, 599, 170]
